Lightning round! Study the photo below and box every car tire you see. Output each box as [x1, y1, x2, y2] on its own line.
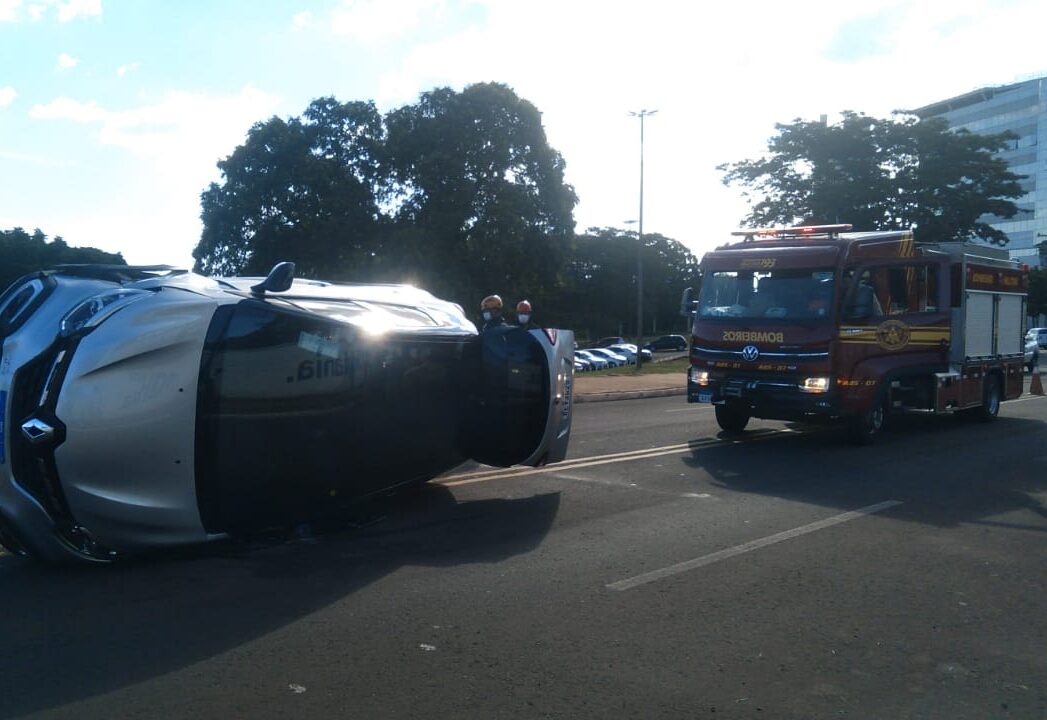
[715, 402, 750, 434]
[976, 374, 1001, 422]
[847, 388, 888, 445]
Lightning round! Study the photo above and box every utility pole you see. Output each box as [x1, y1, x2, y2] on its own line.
[628, 109, 657, 368]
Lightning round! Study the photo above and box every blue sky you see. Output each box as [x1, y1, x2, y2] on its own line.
[2, 0, 1047, 269]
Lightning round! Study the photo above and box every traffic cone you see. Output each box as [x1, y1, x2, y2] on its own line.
[1032, 363, 1044, 396]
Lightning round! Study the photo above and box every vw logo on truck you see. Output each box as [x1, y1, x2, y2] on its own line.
[741, 345, 760, 362]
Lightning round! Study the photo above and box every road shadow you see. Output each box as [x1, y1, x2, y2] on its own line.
[681, 409, 1047, 531]
[0, 485, 560, 719]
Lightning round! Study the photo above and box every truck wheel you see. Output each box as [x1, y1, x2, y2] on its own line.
[976, 374, 1001, 422]
[715, 402, 750, 434]
[847, 392, 887, 445]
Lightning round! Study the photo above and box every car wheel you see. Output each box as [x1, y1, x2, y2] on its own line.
[976, 374, 1001, 422]
[715, 401, 750, 434]
[847, 389, 887, 445]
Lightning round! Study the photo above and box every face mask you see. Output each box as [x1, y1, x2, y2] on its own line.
[482, 311, 493, 321]
[518, 314, 530, 324]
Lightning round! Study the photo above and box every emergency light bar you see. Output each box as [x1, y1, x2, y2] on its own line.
[732, 223, 853, 241]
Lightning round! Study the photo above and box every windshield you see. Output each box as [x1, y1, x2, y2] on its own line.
[698, 268, 835, 320]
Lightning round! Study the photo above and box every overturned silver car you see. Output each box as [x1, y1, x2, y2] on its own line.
[0, 263, 574, 563]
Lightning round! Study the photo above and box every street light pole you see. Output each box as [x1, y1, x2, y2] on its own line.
[629, 109, 657, 368]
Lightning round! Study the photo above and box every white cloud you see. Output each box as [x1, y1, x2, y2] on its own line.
[0, 86, 16, 107]
[330, 0, 444, 45]
[368, 0, 1047, 259]
[116, 61, 140, 77]
[0, 0, 20, 22]
[56, 0, 100, 22]
[291, 10, 312, 30]
[1, 0, 101, 22]
[27, 86, 282, 265]
[31, 96, 106, 122]
[57, 52, 79, 69]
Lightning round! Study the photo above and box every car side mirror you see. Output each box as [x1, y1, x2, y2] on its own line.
[251, 262, 296, 297]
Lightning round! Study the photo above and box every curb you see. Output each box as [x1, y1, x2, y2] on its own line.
[573, 387, 687, 403]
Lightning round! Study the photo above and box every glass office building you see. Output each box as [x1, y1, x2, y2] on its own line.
[913, 76, 1047, 267]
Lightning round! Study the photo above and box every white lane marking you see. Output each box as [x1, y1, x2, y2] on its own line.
[437, 428, 802, 488]
[1008, 395, 1047, 404]
[665, 406, 713, 413]
[607, 500, 902, 591]
[443, 441, 697, 482]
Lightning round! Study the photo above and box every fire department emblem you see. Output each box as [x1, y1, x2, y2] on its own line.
[876, 319, 910, 351]
[741, 345, 760, 362]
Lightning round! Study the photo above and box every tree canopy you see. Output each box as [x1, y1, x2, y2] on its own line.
[718, 112, 1025, 245]
[194, 83, 577, 310]
[1, 228, 125, 293]
[559, 227, 698, 339]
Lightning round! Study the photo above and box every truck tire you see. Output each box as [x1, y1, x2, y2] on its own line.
[715, 402, 750, 434]
[976, 374, 1001, 422]
[847, 390, 887, 445]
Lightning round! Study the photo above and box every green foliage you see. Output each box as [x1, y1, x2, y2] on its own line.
[559, 227, 698, 339]
[0, 227, 125, 293]
[384, 83, 577, 309]
[193, 83, 577, 313]
[719, 111, 1025, 245]
[194, 99, 386, 279]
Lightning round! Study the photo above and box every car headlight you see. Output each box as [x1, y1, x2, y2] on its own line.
[799, 376, 831, 394]
[60, 288, 152, 337]
[689, 368, 710, 386]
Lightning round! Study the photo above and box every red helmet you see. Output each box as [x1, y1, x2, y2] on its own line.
[516, 300, 532, 313]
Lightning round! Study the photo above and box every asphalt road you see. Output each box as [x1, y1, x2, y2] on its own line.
[2, 381, 1046, 719]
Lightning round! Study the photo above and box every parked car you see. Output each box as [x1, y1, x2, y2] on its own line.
[609, 343, 653, 364]
[0, 262, 575, 564]
[1028, 327, 1047, 349]
[1026, 328, 1044, 371]
[575, 349, 609, 371]
[643, 334, 688, 352]
[587, 347, 628, 367]
[593, 336, 626, 348]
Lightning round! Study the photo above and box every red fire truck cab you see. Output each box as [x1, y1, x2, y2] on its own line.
[682, 224, 1028, 443]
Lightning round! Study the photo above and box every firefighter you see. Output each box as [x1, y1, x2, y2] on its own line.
[480, 294, 506, 331]
[516, 299, 533, 329]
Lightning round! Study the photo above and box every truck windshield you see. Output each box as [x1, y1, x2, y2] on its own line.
[698, 268, 835, 320]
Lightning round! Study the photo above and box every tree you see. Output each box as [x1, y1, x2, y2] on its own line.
[719, 112, 1025, 245]
[558, 227, 698, 339]
[194, 98, 386, 278]
[193, 84, 578, 319]
[383, 83, 577, 308]
[1, 227, 125, 292]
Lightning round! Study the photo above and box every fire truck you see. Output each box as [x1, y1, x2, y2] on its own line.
[681, 224, 1029, 443]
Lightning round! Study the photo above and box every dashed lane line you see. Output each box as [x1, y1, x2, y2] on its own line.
[607, 500, 903, 591]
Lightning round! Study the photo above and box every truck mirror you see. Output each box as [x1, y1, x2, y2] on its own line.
[679, 287, 694, 317]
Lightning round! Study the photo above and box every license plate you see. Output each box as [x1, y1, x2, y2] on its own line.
[697, 391, 712, 403]
[0, 390, 6, 464]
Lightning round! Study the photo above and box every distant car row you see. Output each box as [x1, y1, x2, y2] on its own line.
[574, 343, 652, 372]
[592, 334, 689, 353]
